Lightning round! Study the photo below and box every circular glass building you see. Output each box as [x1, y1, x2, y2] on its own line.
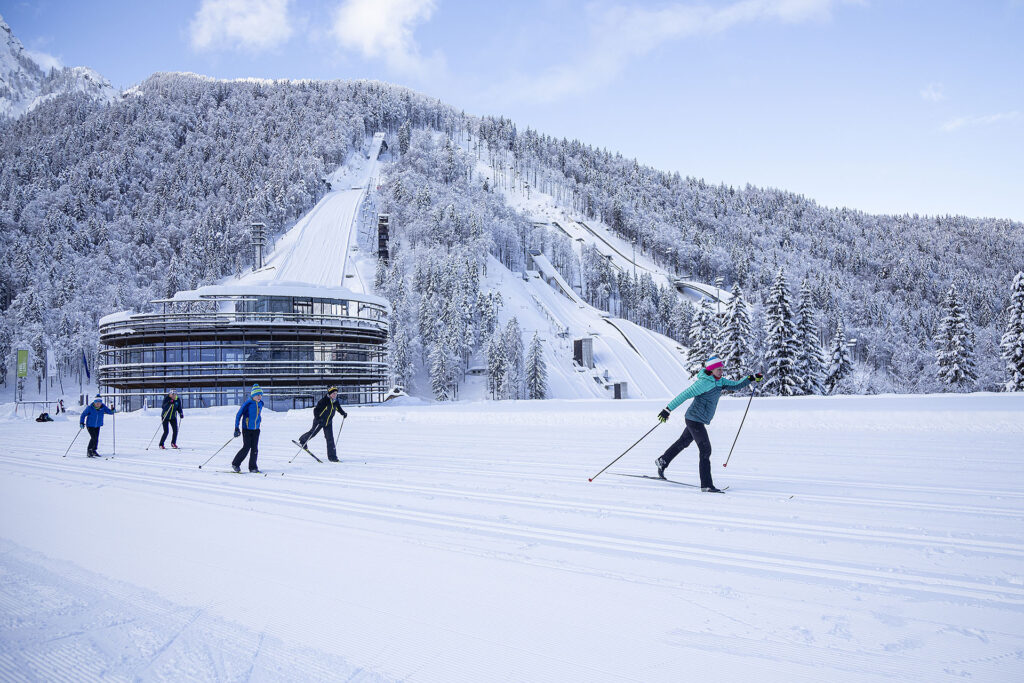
[98, 283, 390, 411]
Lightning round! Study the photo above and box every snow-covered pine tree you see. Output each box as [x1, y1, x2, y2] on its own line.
[935, 283, 977, 390]
[486, 330, 507, 400]
[686, 298, 716, 377]
[795, 279, 826, 395]
[428, 339, 456, 401]
[398, 120, 411, 155]
[763, 269, 799, 396]
[501, 317, 525, 400]
[826, 319, 853, 393]
[719, 282, 752, 373]
[1000, 271, 1024, 391]
[673, 297, 696, 345]
[526, 332, 547, 399]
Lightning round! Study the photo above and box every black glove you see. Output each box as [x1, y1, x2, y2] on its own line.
[747, 373, 764, 382]
[341, 411, 348, 419]
[657, 409, 671, 423]
[234, 428, 241, 438]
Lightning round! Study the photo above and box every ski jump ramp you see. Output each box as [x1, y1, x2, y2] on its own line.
[526, 251, 692, 399]
[236, 135, 385, 292]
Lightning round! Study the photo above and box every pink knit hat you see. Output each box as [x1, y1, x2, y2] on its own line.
[705, 355, 724, 371]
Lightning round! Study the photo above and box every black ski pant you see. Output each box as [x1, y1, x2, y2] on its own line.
[661, 419, 715, 488]
[159, 417, 179, 446]
[86, 426, 100, 456]
[232, 428, 260, 471]
[299, 418, 337, 460]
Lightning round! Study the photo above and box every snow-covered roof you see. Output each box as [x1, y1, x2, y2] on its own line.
[158, 282, 389, 307]
[98, 310, 135, 326]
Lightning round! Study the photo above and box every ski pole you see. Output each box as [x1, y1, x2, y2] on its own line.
[588, 422, 661, 482]
[198, 436, 236, 469]
[63, 426, 84, 458]
[723, 389, 757, 468]
[145, 422, 162, 450]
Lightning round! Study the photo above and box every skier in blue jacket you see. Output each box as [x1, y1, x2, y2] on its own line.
[232, 384, 264, 473]
[655, 356, 762, 492]
[79, 394, 115, 458]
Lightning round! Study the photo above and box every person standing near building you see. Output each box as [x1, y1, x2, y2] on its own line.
[159, 389, 184, 449]
[297, 386, 348, 462]
[232, 384, 264, 473]
[79, 394, 115, 458]
[655, 356, 763, 492]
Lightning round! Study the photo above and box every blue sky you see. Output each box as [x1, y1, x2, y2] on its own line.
[4, 0, 1023, 220]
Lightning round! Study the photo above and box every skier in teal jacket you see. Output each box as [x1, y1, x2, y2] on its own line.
[655, 355, 762, 492]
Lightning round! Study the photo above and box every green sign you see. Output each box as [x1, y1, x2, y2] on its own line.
[17, 349, 28, 378]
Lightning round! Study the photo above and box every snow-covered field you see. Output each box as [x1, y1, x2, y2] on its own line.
[1, 393, 1023, 682]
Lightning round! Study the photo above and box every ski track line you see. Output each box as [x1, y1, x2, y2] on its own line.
[7, 451, 1024, 558]
[13, 442, 1024, 519]
[306, 457, 1024, 520]
[4, 456, 1024, 607]
[97, 455, 1024, 559]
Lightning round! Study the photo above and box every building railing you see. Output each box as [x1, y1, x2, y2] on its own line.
[97, 360, 387, 385]
[100, 309, 387, 343]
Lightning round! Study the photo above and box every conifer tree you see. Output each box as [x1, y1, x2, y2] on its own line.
[526, 332, 548, 399]
[935, 283, 977, 390]
[428, 339, 456, 401]
[826, 319, 853, 393]
[720, 282, 752, 373]
[763, 269, 799, 396]
[398, 120, 411, 155]
[794, 279, 826, 395]
[687, 298, 716, 377]
[502, 317, 525, 399]
[486, 330, 507, 400]
[1001, 271, 1024, 391]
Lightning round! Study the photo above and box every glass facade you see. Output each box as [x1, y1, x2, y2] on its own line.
[99, 288, 390, 411]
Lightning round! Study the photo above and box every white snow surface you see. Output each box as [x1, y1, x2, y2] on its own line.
[2, 393, 1023, 681]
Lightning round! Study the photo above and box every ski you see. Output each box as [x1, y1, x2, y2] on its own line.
[611, 473, 728, 491]
[291, 440, 323, 463]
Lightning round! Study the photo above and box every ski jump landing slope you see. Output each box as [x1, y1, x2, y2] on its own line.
[234, 134, 386, 293]
[523, 252, 692, 400]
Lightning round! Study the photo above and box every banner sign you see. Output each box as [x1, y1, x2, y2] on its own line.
[17, 349, 28, 378]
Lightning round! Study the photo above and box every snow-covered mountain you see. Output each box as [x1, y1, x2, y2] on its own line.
[0, 14, 117, 119]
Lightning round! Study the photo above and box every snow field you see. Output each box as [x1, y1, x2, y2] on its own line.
[1, 393, 1023, 681]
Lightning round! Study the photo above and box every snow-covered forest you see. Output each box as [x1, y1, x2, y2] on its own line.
[2, 74, 1023, 397]
[0, 75, 464, 385]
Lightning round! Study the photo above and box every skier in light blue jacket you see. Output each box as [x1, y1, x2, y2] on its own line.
[655, 355, 762, 492]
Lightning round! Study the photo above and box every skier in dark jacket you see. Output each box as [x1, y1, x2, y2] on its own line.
[655, 355, 762, 492]
[159, 389, 184, 449]
[79, 394, 115, 458]
[232, 384, 264, 473]
[297, 386, 348, 462]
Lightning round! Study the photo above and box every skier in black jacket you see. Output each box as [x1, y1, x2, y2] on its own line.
[297, 387, 348, 462]
[159, 389, 184, 449]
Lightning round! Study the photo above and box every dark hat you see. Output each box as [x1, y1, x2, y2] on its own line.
[328, 386, 338, 393]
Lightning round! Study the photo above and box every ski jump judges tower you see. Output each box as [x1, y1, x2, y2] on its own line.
[97, 283, 390, 411]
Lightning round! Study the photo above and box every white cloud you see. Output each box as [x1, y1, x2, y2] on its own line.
[25, 48, 62, 72]
[493, 0, 857, 104]
[190, 0, 294, 52]
[940, 111, 1020, 133]
[920, 83, 945, 102]
[330, 0, 440, 77]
